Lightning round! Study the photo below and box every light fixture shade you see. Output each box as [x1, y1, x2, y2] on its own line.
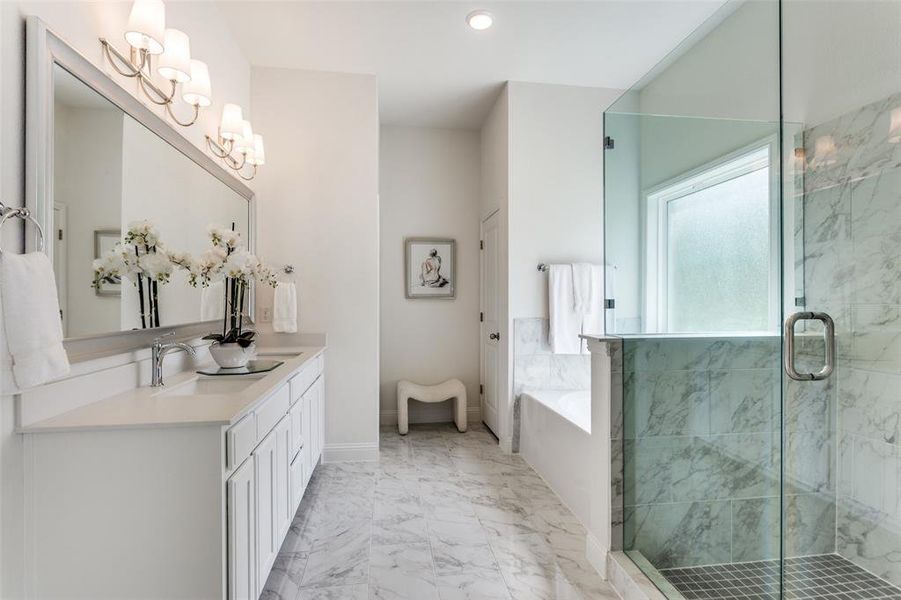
[889, 107, 901, 143]
[124, 0, 166, 55]
[220, 103, 244, 140]
[247, 134, 265, 165]
[157, 29, 191, 83]
[182, 60, 212, 106]
[235, 120, 255, 153]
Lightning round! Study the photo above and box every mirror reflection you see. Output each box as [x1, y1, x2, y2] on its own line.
[52, 64, 250, 339]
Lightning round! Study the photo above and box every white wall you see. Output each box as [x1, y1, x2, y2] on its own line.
[479, 87, 511, 446]
[251, 67, 380, 461]
[378, 126, 481, 425]
[54, 103, 123, 337]
[507, 82, 621, 322]
[0, 3, 252, 596]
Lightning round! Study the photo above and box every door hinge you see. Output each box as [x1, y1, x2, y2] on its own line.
[480, 240, 484, 250]
[480, 384, 484, 394]
[604, 299, 615, 309]
[58, 229, 63, 241]
[604, 136, 615, 150]
[480, 312, 484, 322]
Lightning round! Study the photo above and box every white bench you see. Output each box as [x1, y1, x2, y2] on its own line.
[396, 379, 468, 435]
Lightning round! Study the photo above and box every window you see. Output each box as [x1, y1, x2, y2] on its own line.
[644, 141, 778, 333]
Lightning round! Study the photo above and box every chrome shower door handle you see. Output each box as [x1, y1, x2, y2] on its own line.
[783, 311, 835, 381]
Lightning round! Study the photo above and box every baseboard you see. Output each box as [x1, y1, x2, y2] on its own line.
[322, 442, 379, 463]
[380, 405, 482, 426]
[585, 532, 608, 580]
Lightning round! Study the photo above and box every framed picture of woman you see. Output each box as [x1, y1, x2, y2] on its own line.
[405, 238, 456, 299]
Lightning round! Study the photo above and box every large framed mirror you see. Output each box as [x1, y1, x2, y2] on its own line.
[26, 17, 255, 358]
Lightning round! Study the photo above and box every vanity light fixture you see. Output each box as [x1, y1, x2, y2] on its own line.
[466, 10, 494, 30]
[206, 106, 265, 180]
[99, 0, 210, 127]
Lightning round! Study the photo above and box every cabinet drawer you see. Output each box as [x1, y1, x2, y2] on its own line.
[289, 401, 303, 457]
[226, 413, 256, 470]
[290, 452, 304, 510]
[289, 355, 323, 405]
[256, 384, 290, 440]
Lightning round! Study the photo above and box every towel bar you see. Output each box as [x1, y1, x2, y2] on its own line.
[0, 202, 45, 253]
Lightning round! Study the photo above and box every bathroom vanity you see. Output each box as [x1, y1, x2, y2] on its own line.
[18, 345, 325, 600]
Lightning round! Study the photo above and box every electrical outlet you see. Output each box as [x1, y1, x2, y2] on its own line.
[261, 307, 272, 322]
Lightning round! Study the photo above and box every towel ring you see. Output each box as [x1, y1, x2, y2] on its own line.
[0, 205, 46, 253]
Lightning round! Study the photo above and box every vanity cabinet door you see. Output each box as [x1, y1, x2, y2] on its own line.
[274, 416, 292, 538]
[253, 427, 279, 588]
[301, 390, 313, 487]
[227, 459, 256, 600]
[314, 377, 324, 464]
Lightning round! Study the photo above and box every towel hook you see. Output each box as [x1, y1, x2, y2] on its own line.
[0, 202, 45, 254]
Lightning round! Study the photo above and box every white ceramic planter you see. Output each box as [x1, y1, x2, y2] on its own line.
[209, 341, 256, 369]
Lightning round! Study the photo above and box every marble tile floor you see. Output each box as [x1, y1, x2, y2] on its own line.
[261, 422, 620, 600]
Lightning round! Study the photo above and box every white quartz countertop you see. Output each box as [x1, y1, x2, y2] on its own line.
[18, 346, 325, 434]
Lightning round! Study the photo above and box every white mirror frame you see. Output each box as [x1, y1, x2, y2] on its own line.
[25, 16, 257, 361]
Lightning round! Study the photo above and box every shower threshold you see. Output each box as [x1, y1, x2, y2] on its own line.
[658, 554, 901, 600]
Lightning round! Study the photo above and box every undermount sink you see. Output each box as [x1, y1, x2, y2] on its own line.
[156, 376, 261, 397]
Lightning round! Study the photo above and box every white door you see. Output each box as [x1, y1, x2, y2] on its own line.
[480, 211, 500, 436]
[226, 458, 256, 600]
[52, 204, 67, 334]
[253, 428, 278, 587]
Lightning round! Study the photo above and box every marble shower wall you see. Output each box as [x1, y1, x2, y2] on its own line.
[802, 92, 901, 586]
[620, 336, 836, 570]
[513, 319, 591, 396]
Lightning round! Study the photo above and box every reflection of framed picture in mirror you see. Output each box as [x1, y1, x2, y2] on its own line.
[405, 238, 456, 299]
[94, 229, 121, 297]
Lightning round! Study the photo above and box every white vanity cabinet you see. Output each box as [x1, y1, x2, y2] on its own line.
[21, 348, 326, 600]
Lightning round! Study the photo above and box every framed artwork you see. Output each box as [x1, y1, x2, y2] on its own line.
[93, 229, 121, 297]
[405, 238, 456, 299]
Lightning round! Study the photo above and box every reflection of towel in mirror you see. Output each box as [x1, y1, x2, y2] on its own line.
[0, 252, 70, 392]
[200, 280, 225, 322]
[273, 282, 297, 333]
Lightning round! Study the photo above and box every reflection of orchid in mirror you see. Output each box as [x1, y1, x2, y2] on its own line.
[91, 220, 169, 329]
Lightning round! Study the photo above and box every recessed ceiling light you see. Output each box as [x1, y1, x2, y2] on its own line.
[466, 10, 494, 31]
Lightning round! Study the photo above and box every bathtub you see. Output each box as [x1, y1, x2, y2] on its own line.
[519, 389, 592, 525]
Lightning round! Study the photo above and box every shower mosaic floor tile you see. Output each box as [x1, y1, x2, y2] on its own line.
[261, 423, 619, 600]
[660, 553, 901, 600]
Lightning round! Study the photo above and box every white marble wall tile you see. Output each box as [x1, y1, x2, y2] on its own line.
[624, 370, 709, 438]
[514, 318, 551, 355]
[549, 354, 591, 390]
[709, 369, 778, 434]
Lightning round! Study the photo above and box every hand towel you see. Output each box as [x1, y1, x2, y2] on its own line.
[548, 264, 582, 354]
[0, 252, 69, 391]
[571, 263, 593, 315]
[200, 280, 225, 321]
[273, 281, 298, 333]
[577, 265, 605, 354]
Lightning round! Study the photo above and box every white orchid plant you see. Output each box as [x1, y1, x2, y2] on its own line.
[92, 221, 276, 340]
[92, 221, 172, 329]
[176, 225, 277, 347]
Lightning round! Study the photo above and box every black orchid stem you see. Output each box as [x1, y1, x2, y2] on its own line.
[134, 244, 147, 329]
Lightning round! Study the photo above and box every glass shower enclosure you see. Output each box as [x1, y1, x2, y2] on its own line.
[603, 0, 901, 597]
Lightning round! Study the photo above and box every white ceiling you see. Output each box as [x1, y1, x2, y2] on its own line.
[217, 1, 727, 130]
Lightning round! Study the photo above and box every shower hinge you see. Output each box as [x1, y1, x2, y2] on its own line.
[604, 299, 615, 309]
[480, 312, 484, 322]
[604, 136, 615, 150]
[480, 240, 484, 250]
[795, 296, 806, 307]
[479, 384, 483, 394]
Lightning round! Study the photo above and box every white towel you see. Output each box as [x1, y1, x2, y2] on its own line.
[580, 264, 605, 353]
[571, 263, 592, 315]
[548, 265, 582, 354]
[200, 280, 225, 321]
[273, 281, 297, 333]
[0, 252, 69, 391]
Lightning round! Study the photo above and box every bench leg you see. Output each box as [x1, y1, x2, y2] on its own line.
[454, 393, 467, 433]
[397, 394, 409, 435]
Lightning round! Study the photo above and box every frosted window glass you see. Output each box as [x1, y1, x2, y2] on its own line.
[666, 166, 770, 332]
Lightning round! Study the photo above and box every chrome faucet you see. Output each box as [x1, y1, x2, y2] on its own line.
[151, 334, 197, 387]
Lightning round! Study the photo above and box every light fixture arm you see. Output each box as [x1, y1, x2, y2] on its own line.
[166, 102, 200, 127]
[138, 76, 178, 105]
[100, 39, 147, 78]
